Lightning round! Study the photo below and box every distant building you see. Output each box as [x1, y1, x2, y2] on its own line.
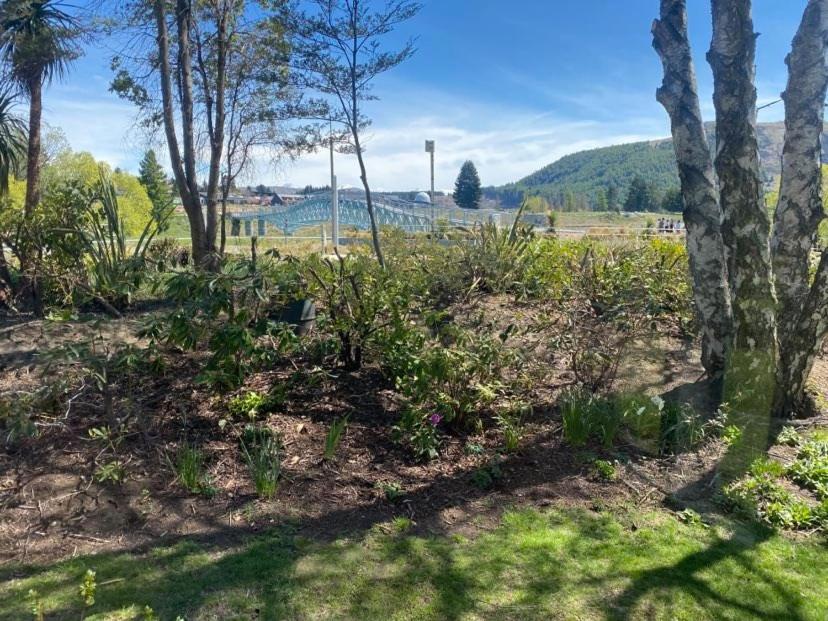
[414, 191, 432, 205]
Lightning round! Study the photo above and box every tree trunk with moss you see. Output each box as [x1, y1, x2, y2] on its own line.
[653, 0, 828, 421]
[652, 0, 732, 379]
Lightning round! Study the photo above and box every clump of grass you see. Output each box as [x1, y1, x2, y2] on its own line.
[241, 426, 283, 499]
[560, 387, 595, 447]
[496, 404, 527, 452]
[324, 416, 349, 461]
[391, 516, 413, 532]
[172, 443, 214, 497]
[559, 388, 622, 448]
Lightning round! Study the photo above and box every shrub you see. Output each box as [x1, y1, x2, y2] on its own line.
[592, 459, 617, 481]
[787, 439, 828, 500]
[305, 252, 411, 370]
[229, 391, 267, 421]
[394, 329, 513, 431]
[141, 256, 302, 390]
[471, 457, 504, 490]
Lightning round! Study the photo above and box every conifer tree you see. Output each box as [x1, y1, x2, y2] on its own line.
[453, 160, 482, 209]
[138, 149, 174, 223]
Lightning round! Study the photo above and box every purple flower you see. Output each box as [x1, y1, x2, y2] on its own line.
[428, 413, 443, 426]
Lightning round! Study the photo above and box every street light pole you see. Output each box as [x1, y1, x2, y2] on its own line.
[425, 140, 435, 232]
[330, 132, 339, 252]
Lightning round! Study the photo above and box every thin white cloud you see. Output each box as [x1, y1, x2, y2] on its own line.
[42, 78, 673, 191]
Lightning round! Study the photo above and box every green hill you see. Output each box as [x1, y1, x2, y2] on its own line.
[489, 122, 823, 210]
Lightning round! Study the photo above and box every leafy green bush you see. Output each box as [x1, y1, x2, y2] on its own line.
[787, 439, 828, 500]
[228, 391, 267, 421]
[394, 328, 513, 431]
[141, 256, 301, 390]
[723, 467, 821, 530]
[305, 252, 414, 370]
[471, 457, 504, 490]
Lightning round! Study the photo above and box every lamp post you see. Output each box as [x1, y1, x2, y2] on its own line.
[425, 140, 435, 232]
[330, 131, 339, 252]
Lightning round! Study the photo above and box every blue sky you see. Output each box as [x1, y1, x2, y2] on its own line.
[43, 0, 806, 191]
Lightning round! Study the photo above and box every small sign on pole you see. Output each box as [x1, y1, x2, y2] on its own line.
[425, 140, 435, 153]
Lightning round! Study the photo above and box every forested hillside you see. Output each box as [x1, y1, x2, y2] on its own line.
[488, 122, 828, 210]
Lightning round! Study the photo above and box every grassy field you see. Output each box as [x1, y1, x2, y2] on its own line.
[2, 506, 825, 620]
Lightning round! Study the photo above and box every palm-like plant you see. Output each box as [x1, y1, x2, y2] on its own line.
[0, 0, 81, 215]
[0, 89, 25, 196]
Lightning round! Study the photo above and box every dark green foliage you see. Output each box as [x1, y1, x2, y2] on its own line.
[241, 425, 283, 499]
[470, 457, 503, 490]
[661, 187, 684, 213]
[140, 255, 303, 389]
[488, 123, 801, 211]
[623, 176, 659, 212]
[453, 160, 482, 209]
[138, 150, 174, 228]
[0, 89, 25, 194]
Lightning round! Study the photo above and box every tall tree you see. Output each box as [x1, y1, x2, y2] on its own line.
[289, 0, 422, 269]
[606, 183, 620, 212]
[623, 176, 657, 212]
[453, 160, 482, 210]
[111, 0, 318, 265]
[138, 149, 174, 224]
[653, 0, 828, 421]
[0, 0, 81, 312]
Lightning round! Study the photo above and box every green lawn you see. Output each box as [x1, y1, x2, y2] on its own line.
[2, 507, 826, 620]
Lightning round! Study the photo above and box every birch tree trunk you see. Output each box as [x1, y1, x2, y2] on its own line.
[772, 0, 828, 416]
[652, 0, 732, 379]
[654, 0, 828, 424]
[708, 0, 777, 413]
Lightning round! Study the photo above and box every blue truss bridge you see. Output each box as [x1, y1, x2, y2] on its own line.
[229, 194, 510, 236]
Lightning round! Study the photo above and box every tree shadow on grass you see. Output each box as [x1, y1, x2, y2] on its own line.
[0, 401, 822, 620]
[1, 503, 821, 620]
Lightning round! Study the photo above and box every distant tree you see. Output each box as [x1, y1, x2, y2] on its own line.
[594, 188, 608, 212]
[661, 187, 684, 213]
[255, 184, 268, 196]
[453, 160, 482, 209]
[523, 195, 549, 213]
[289, 0, 422, 269]
[624, 176, 658, 212]
[138, 150, 174, 226]
[563, 190, 576, 212]
[606, 183, 620, 212]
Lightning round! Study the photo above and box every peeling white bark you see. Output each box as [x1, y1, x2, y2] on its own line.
[652, 0, 732, 377]
[773, 0, 828, 415]
[708, 0, 777, 403]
